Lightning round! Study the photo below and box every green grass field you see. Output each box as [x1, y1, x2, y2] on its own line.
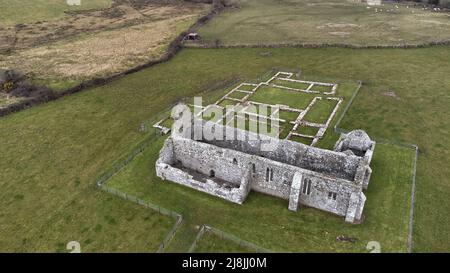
[0, 0, 112, 26]
[1, 47, 450, 252]
[192, 229, 258, 253]
[251, 86, 319, 109]
[105, 137, 414, 252]
[198, 0, 450, 46]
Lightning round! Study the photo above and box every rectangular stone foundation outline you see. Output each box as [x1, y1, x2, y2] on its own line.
[154, 71, 343, 147]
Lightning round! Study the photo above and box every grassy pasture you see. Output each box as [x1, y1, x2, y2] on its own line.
[198, 0, 450, 46]
[0, 2, 209, 93]
[0, 47, 449, 252]
[0, 0, 113, 25]
[191, 229, 258, 253]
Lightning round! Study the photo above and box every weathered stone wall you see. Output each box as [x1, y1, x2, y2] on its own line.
[156, 118, 375, 223]
[334, 129, 376, 190]
[184, 119, 363, 180]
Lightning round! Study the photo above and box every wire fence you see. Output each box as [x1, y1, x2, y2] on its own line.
[332, 80, 419, 253]
[99, 184, 183, 253]
[94, 125, 184, 252]
[94, 71, 419, 253]
[92, 71, 281, 253]
[188, 225, 272, 253]
[95, 137, 158, 187]
[332, 80, 363, 135]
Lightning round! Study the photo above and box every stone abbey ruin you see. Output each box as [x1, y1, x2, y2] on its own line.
[156, 115, 375, 224]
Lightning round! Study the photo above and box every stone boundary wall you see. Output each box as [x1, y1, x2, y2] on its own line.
[188, 225, 272, 253]
[183, 39, 450, 50]
[0, 0, 228, 117]
[332, 80, 419, 253]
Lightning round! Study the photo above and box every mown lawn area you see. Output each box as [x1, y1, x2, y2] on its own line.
[1, 47, 449, 252]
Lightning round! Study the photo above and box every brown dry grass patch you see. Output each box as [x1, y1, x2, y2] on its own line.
[0, 2, 210, 89]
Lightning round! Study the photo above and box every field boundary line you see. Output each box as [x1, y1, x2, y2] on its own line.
[98, 184, 183, 253]
[184, 40, 450, 50]
[3, 0, 450, 118]
[333, 81, 419, 253]
[408, 144, 419, 253]
[333, 80, 363, 133]
[94, 130, 183, 253]
[0, 0, 229, 117]
[188, 225, 272, 253]
[92, 73, 251, 251]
